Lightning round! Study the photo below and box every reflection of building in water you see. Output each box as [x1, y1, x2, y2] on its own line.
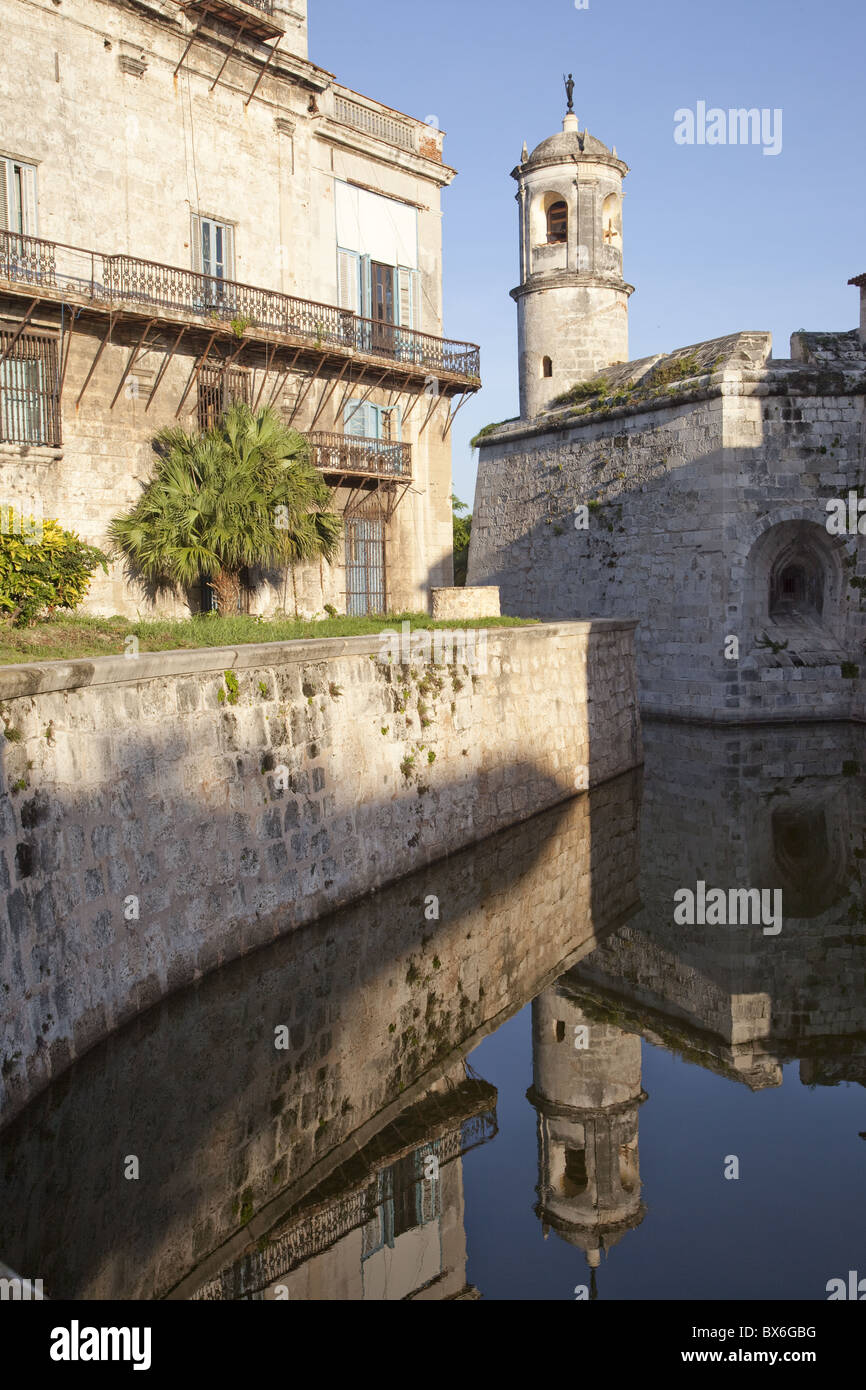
[193, 1071, 496, 1301]
[526, 987, 646, 1286]
[0, 767, 641, 1300]
[567, 721, 866, 1092]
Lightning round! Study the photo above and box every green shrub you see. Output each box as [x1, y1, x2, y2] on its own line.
[452, 494, 472, 586]
[0, 512, 108, 627]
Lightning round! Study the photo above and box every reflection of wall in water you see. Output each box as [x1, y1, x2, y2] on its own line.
[527, 988, 645, 1273]
[570, 722, 866, 1086]
[0, 770, 641, 1300]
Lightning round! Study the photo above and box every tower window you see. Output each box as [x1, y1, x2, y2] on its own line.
[563, 1147, 588, 1196]
[546, 200, 567, 244]
[542, 356, 553, 378]
[602, 192, 622, 248]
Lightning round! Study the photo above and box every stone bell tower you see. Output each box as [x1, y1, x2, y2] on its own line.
[512, 91, 633, 419]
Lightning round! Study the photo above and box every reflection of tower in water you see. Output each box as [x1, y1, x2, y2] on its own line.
[527, 986, 646, 1292]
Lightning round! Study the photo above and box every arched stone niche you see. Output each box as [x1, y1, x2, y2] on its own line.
[529, 190, 570, 273]
[742, 519, 847, 654]
[748, 783, 851, 919]
[602, 191, 622, 248]
[530, 189, 570, 246]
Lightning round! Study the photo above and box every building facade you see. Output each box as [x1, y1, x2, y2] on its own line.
[468, 105, 866, 723]
[0, 0, 480, 616]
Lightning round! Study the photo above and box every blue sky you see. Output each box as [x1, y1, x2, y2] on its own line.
[311, 0, 866, 508]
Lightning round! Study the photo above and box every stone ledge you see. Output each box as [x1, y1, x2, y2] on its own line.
[0, 618, 638, 698]
[0, 444, 63, 462]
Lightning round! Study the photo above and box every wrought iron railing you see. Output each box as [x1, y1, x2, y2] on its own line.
[308, 430, 412, 478]
[0, 229, 481, 380]
[192, 1107, 498, 1300]
[184, 0, 276, 15]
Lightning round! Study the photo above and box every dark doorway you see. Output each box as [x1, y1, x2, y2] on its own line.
[769, 556, 823, 619]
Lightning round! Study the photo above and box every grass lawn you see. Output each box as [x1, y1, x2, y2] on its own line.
[0, 611, 537, 666]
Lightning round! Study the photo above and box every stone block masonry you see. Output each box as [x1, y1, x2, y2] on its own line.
[0, 620, 641, 1126]
[431, 586, 501, 619]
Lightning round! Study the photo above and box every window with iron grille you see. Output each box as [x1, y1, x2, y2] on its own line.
[345, 497, 386, 616]
[0, 328, 60, 446]
[197, 363, 251, 431]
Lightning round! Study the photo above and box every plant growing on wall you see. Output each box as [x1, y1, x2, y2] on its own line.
[107, 403, 342, 616]
[0, 512, 108, 627]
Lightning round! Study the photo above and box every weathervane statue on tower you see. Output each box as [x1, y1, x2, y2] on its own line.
[564, 72, 575, 113]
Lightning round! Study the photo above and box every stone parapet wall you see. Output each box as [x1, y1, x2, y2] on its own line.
[431, 586, 501, 619]
[0, 620, 641, 1126]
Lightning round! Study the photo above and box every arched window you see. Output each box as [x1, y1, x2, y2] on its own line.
[546, 200, 567, 244]
[563, 1147, 588, 1197]
[602, 192, 622, 248]
[542, 356, 553, 378]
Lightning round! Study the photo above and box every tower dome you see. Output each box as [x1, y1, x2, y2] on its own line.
[511, 108, 634, 418]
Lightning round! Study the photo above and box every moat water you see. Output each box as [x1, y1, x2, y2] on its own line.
[2, 720, 865, 1301]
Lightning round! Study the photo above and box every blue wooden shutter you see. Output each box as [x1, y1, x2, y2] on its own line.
[344, 398, 374, 437]
[19, 164, 38, 236]
[377, 405, 401, 442]
[190, 214, 203, 272]
[222, 222, 235, 281]
[359, 254, 372, 318]
[337, 248, 360, 312]
[396, 267, 415, 329]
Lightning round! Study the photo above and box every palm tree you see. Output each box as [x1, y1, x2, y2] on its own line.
[108, 403, 342, 614]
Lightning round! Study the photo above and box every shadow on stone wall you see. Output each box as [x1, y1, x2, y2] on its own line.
[0, 622, 641, 1127]
[468, 422, 865, 722]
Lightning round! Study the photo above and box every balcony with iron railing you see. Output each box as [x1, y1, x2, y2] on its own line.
[0, 229, 481, 387]
[308, 430, 412, 480]
[179, 0, 284, 41]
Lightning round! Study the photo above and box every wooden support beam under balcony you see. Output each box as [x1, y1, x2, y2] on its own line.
[308, 431, 412, 483]
[0, 230, 482, 399]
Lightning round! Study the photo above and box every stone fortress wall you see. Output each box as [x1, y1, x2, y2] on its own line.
[470, 330, 866, 722]
[0, 619, 641, 1128]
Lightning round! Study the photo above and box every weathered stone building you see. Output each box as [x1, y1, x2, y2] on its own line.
[469, 107, 866, 722]
[0, 0, 480, 616]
